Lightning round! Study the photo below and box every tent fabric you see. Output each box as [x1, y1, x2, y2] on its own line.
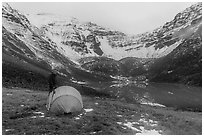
[47, 86, 83, 114]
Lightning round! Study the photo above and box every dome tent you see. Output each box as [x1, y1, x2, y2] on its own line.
[47, 86, 83, 114]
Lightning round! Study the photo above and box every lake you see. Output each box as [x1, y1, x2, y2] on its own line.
[82, 81, 202, 111]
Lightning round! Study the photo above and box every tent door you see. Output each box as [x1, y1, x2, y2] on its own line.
[47, 90, 56, 111]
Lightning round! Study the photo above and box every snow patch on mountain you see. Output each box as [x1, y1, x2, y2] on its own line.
[99, 36, 183, 60]
[157, 40, 183, 58]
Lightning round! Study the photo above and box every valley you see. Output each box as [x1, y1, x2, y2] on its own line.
[2, 2, 202, 135]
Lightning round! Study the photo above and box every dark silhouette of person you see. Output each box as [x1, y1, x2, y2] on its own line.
[49, 72, 57, 94]
[47, 71, 57, 111]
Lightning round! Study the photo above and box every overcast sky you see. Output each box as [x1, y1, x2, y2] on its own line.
[8, 2, 195, 35]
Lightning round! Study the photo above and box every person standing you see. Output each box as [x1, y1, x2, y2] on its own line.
[48, 72, 57, 93]
[47, 71, 57, 111]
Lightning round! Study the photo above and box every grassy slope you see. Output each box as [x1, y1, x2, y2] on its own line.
[2, 61, 50, 91]
[149, 38, 202, 86]
[2, 88, 202, 135]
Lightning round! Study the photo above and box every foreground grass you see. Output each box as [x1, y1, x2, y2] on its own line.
[2, 87, 202, 135]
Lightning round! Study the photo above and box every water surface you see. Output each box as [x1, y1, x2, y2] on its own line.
[85, 81, 202, 111]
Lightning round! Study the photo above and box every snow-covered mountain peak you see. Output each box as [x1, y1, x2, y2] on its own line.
[2, 2, 202, 62]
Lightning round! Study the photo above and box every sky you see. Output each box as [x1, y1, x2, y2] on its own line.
[8, 2, 195, 35]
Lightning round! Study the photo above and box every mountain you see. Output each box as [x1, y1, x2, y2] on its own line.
[26, 13, 127, 60]
[2, 3, 202, 87]
[131, 2, 202, 57]
[23, 3, 201, 61]
[147, 3, 202, 86]
[78, 2, 202, 85]
[2, 3, 116, 89]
